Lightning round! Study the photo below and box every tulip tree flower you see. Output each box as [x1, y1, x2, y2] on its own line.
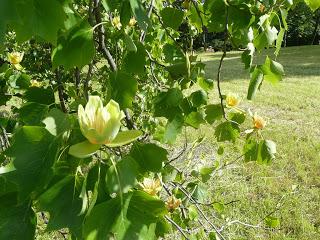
[69, 96, 142, 158]
[140, 177, 162, 196]
[8, 52, 24, 70]
[166, 195, 181, 211]
[226, 93, 240, 107]
[112, 16, 122, 30]
[128, 17, 137, 27]
[30, 80, 43, 88]
[253, 113, 266, 129]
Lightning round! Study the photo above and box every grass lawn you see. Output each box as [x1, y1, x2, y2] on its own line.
[177, 45, 320, 239]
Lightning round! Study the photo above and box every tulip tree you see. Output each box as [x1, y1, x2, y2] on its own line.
[0, 0, 317, 239]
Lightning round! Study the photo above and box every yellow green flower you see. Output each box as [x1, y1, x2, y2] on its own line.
[30, 80, 42, 87]
[8, 52, 24, 70]
[140, 177, 162, 196]
[253, 113, 266, 129]
[166, 195, 181, 211]
[78, 96, 125, 144]
[112, 16, 122, 30]
[129, 17, 137, 27]
[226, 93, 240, 107]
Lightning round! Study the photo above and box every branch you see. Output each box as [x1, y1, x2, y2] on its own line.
[216, 7, 229, 120]
[140, 0, 155, 42]
[93, 0, 117, 72]
[124, 109, 137, 130]
[55, 68, 68, 113]
[171, 182, 226, 240]
[74, 67, 81, 95]
[164, 215, 190, 239]
[84, 63, 93, 100]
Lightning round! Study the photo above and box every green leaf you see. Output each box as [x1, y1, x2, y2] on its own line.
[247, 66, 264, 100]
[205, 104, 223, 124]
[265, 216, 280, 228]
[37, 176, 84, 237]
[275, 28, 285, 56]
[124, 33, 137, 52]
[243, 138, 276, 164]
[130, 143, 168, 172]
[5, 126, 58, 201]
[105, 130, 142, 148]
[52, 21, 95, 69]
[304, 0, 320, 11]
[163, 114, 184, 144]
[197, 77, 214, 92]
[160, 7, 185, 30]
[215, 122, 240, 142]
[261, 57, 284, 84]
[12, 0, 66, 44]
[123, 43, 146, 74]
[190, 90, 208, 108]
[229, 112, 246, 124]
[127, 191, 167, 223]
[83, 197, 122, 240]
[188, 205, 198, 220]
[19, 102, 49, 126]
[42, 108, 71, 136]
[110, 71, 138, 109]
[129, 0, 151, 31]
[105, 156, 139, 194]
[69, 140, 101, 159]
[0, 201, 36, 240]
[185, 111, 205, 129]
[24, 87, 55, 105]
[199, 166, 214, 182]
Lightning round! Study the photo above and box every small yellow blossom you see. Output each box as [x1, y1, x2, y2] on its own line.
[140, 177, 162, 196]
[226, 93, 240, 107]
[166, 195, 181, 211]
[129, 17, 137, 27]
[8, 52, 24, 70]
[112, 16, 122, 30]
[253, 113, 266, 129]
[30, 80, 42, 88]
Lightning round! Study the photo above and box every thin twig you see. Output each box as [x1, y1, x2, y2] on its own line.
[216, 7, 229, 120]
[74, 67, 81, 96]
[55, 68, 68, 113]
[84, 63, 93, 100]
[164, 215, 190, 239]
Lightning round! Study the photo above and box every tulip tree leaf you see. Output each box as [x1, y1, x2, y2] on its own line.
[69, 141, 101, 159]
[215, 122, 240, 142]
[129, 0, 151, 31]
[4, 126, 58, 201]
[247, 66, 264, 100]
[243, 138, 276, 164]
[19, 102, 49, 126]
[130, 143, 168, 172]
[105, 130, 142, 148]
[304, 0, 320, 11]
[110, 71, 138, 109]
[52, 21, 95, 70]
[11, 0, 66, 44]
[205, 104, 223, 124]
[0, 201, 36, 240]
[37, 176, 84, 237]
[105, 156, 139, 194]
[160, 7, 185, 30]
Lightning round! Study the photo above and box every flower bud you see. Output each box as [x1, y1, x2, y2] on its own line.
[140, 177, 162, 196]
[226, 93, 240, 107]
[166, 195, 181, 211]
[78, 96, 125, 144]
[253, 113, 266, 129]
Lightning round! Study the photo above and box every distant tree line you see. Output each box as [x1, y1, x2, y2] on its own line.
[181, 2, 319, 51]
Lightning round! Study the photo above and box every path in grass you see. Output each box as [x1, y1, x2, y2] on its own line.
[184, 45, 320, 239]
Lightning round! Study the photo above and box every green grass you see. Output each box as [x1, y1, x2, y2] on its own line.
[179, 45, 320, 239]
